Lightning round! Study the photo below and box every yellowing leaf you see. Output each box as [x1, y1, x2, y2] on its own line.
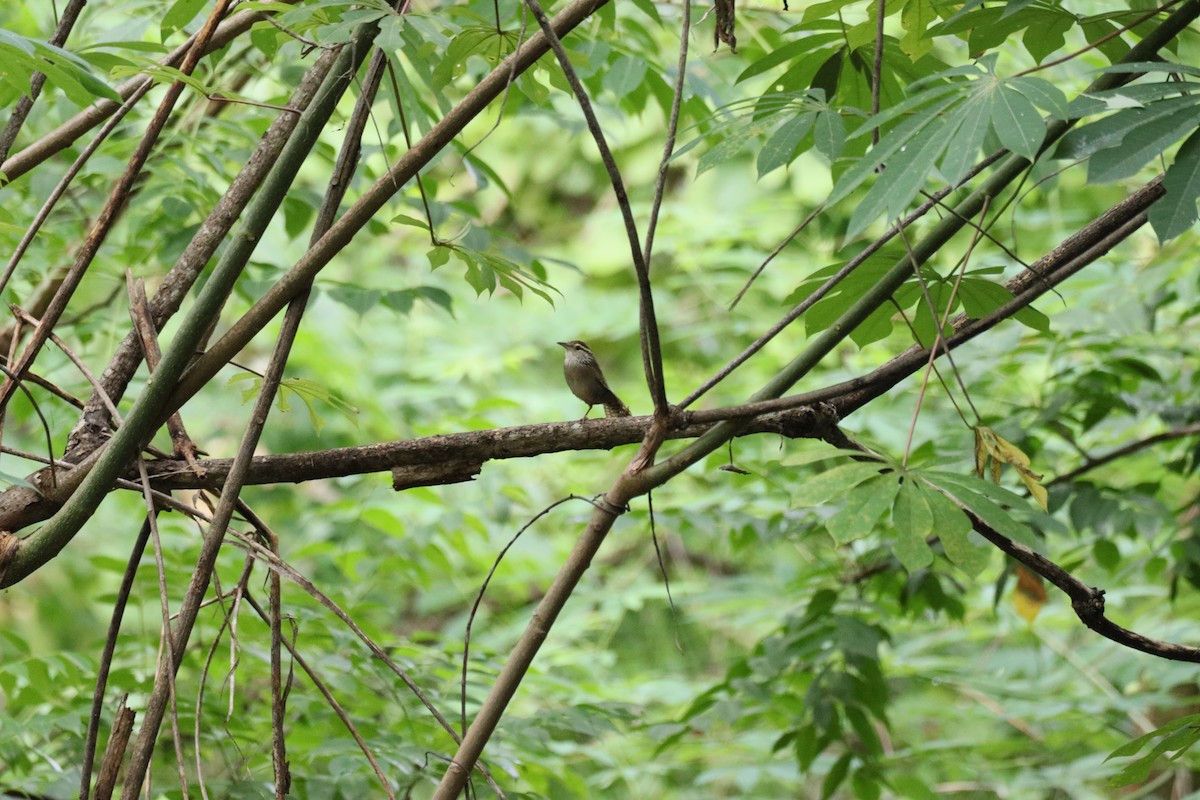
[1013, 564, 1048, 622]
[973, 426, 1048, 510]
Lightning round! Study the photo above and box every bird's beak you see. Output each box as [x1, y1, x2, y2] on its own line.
[556, 341, 569, 348]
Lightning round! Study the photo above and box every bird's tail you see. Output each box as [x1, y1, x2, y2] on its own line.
[603, 399, 631, 418]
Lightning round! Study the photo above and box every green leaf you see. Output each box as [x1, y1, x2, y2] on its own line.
[736, 33, 843, 83]
[1000, 0, 1041, 17]
[162, 0, 208, 38]
[1109, 722, 1200, 786]
[1088, 104, 1200, 183]
[791, 247, 906, 341]
[826, 475, 901, 544]
[1056, 95, 1200, 161]
[757, 113, 815, 177]
[939, 93, 990, 184]
[697, 122, 756, 176]
[1020, 10, 1072, 64]
[923, 471, 1040, 548]
[778, 445, 874, 468]
[814, 108, 846, 162]
[604, 54, 647, 97]
[924, 485, 989, 575]
[1008, 76, 1067, 119]
[829, 92, 961, 207]
[427, 246, 450, 269]
[957, 277, 1014, 318]
[900, 0, 936, 60]
[1012, 304, 1050, 332]
[790, 461, 888, 507]
[846, 121, 950, 237]
[1107, 715, 1200, 761]
[1151, 127, 1200, 241]
[822, 752, 853, 799]
[891, 479, 934, 571]
[989, 82, 1044, 159]
[0, 32, 120, 105]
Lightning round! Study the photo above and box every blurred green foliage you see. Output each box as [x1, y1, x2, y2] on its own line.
[2, 0, 1200, 798]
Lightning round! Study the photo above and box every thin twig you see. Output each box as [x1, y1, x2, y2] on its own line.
[242, 593, 399, 799]
[522, 0, 669, 416]
[136, 458, 189, 799]
[461, 496, 582, 733]
[1049, 422, 1200, 486]
[728, 202, 825, 310]
[642, 0, 693, 271]
[78, 519, 151, 800]
[681, 151, 1007, 410]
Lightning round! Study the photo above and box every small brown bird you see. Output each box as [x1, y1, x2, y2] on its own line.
[557, 340, 631, 419]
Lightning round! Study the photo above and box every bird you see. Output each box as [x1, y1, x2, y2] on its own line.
[557, 340, 631, 419]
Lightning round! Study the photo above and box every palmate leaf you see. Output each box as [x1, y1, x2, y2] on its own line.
[828, 92, 963, 209]
[845, 124, 950, 237]
[832, 64, 1061, 234]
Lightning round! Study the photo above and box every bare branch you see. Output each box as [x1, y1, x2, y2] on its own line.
[968, 510, 1200, 662]
[1049, 422, 1200, 486]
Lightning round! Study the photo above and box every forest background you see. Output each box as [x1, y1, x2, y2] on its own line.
[3, 0, 1200, 798]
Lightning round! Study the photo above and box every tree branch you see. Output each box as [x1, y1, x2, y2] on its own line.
[0, 26, 378, 590]
[0, 0, 238, 414]
[0, 1, 301, 184]
[1048, 421, 1200, 486]
[66, 46, 336, 458]
[968, 511, 1200, 662]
